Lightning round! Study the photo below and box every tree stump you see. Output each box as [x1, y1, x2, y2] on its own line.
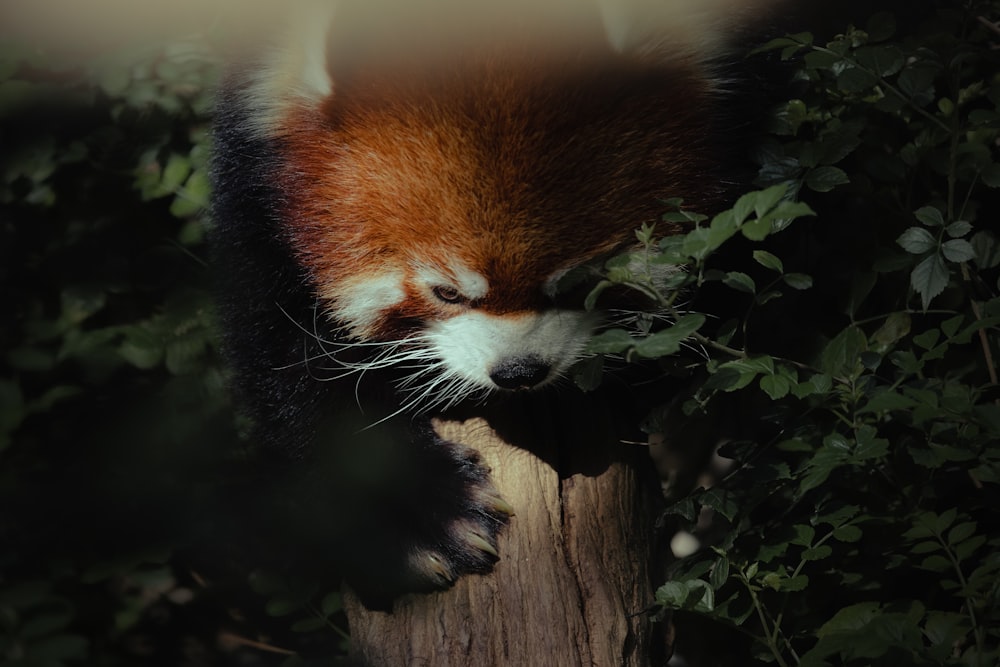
[343, 394, 663, 666]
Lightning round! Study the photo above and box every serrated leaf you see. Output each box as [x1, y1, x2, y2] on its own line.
[586, 329, 633, 354]
[779, 575, 809, 592]
[817, 602, 881, 636]
[632, 314, 705, 358]
[946, 521, 976, 546]
[914, 206, 945, 227]
[752, 183, 788, 218]
[910, 253, 950, 309]
[790, 524, 816, 546]
[858, 389, 918, 414]
[897, 227, 937, 254]
[945, 220, 972, 238]
[802, 545, 833, 561]
[759, 374, 790, 400]
[837, 66, 879, 92]
[855, 45, 904, 77]
[656, 581, 688, 608]
[805, 165, 849, 192]
[832, 525, 862, 543]
[819, 326, 866, 376]
[940, 239, 976, 262]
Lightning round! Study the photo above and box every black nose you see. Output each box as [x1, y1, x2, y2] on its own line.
[489, 356, 551, 390]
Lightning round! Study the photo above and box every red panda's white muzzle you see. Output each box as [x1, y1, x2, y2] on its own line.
[425, 309, 597, 397]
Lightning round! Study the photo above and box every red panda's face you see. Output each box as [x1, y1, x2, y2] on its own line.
[256, 23, 726, 405]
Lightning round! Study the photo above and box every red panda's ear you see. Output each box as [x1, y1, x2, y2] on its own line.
[595, 0, 788, 60]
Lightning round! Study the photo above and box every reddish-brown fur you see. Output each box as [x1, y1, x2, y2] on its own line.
[274, 42, 723, 336]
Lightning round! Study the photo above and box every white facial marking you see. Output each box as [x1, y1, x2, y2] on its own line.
[414, 260, 489, 301]
[331, 271, 406, 335]
[451, 264, 489, 301]
[426, 310, 597, 389]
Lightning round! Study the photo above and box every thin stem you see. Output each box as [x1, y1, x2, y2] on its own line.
[932, 532, 986, 664]
[742, 572, 792, 667]
[808, 45, 951, 134]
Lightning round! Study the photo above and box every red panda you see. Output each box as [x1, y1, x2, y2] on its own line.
[211, 0, 783, 601]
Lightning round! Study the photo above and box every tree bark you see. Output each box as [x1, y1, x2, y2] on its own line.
[343, 394, 663, 666]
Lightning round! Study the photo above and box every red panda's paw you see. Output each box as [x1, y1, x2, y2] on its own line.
[345, 434, 512, 605]
[398, 441, 513, 590]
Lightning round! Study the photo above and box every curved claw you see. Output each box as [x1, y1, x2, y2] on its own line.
[467, 531, 499, 558]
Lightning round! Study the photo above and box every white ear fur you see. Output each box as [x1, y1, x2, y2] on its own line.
[240, 0, 337, 137]
[595, 0, 785, 59]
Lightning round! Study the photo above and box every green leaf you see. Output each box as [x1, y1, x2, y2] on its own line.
[855, 45, 904, 77]
[897, 227, 937, 254]
[819, 326, 866, 376]
[919, 555, 952, 572]
[265, 596, 302, 617]
[871, 312, 911, 349]
[752, 250, 784, 273]
[923, 612, 969, 655]
[946, 521, 976, 546]
[805, 165, 849, 192]
[832, 525, 862, 543]
[586, 329, 633, 354]
[854, 426, 889, 460]
[782, 273, 813, 290]
[584, 279, 613, 310]
[945, 220, 972, 238]
[759, 374, 790, 400]
[910, 540, 942, 554]
[778, 575, 809, 592]
[837, 65, 879, 92]
[910, 253, 950, 309]
[970, 231, 1000, 269]
[740, 215, 771, 241]
[858, 389, 917, 414]
[320, 591, 343, 616]
[751, 183, 788, 218]
[632, 314, 705, 358]
[802, 545, 833, 561]
[722, 272, 756, 294]
[940, 239, 976, 263]
[914, 206, 945, 227]
[817, 602, 881, 636]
